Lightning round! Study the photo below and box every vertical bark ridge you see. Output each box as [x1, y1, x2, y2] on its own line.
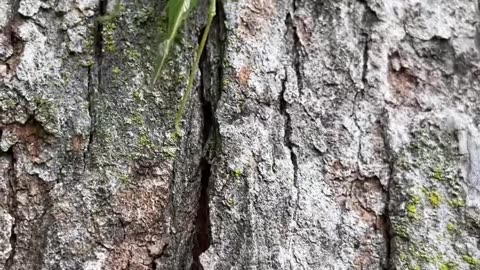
[4, 149, 15, 270]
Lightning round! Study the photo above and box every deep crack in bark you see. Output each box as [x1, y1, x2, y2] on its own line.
[283, 5, 301, 263]
[84, 0, 106, 170]
[380, 112, 393, 270]
[191, 1, 225, 269]
[85, 65, 94, 171]
[476, 0, 480, 53]
[191, 158, 211, 270]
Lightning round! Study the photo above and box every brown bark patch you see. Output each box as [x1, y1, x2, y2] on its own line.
[108, 163, 172, 268]
[353, 247, 374, 270]
[238, 66, 251, 87]
[1, 120, 49, 161]
[350, 177, 385, 225]
[9, 173, 53, 269]
[239, 0, 275, 36]
[389, 69, 417, 100]
[71, 135, 84, 154]
[388, 52, 418, 106]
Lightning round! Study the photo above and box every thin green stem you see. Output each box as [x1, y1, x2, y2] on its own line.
[174, 0, 217, 136]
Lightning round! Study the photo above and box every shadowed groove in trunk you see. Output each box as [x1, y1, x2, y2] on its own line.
[191, 1, 226, 269]
[84, 0, 107, 168]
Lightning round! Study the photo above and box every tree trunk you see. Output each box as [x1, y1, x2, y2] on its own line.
[1, 0, 479, 269]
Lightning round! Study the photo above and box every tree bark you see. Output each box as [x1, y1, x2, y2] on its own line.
[1, 0, 480, 269]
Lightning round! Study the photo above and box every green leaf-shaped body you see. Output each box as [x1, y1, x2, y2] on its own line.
[152, 0, 198, 85]
[174, 0, 216, 136]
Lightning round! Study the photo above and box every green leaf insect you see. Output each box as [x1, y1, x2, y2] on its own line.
[174, 0, 216, 136]
[151, 0, 198, 85]
[152, 0, 218, 137]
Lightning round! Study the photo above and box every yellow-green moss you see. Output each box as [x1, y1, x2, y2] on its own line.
[428, 190, 442, 208]
[104, 22, 117, 53]
[407, 195, 421, 220]
[232, 169, 243, 178]
[440, 262, 458, 270]
[397, 156, 410, 170]
[84, 37, 95, 54]
[433, 167, 444, 181]
[162, 148, 176, 159]
[396, 226, 410, 239]
[34, 97, 57, 125]
[447, 223, 456, 233]
[120, 175, 129, 184]
[139, 134, 154, 149]
[112, 66, 121, 75]
[417, 251, 435, 264]
[131, 112, 144, 126]
[132, 89, 144, 102]
[448, 198, 465, 208]
[462, 255, 479, 266]
[226, 197, 235, 208]
[127, 49, 140, 61]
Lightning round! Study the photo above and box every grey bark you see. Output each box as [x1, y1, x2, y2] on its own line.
[0, 0, 480, 269]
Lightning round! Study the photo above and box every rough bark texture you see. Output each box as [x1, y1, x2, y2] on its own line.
[1, 0, 480, 269]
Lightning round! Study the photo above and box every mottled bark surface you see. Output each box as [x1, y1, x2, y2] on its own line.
[1, 0, 480, 269]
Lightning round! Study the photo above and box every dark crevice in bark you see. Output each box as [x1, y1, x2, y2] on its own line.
[95, 0, 107, 70]
[191, 158, 211, 270]
[475, 0, 480, 53]
[84, 0, 107, 169]
[280, 81, 300, 232]
[381, 181, 393, 270]
[191, 29, 210, 270]
[380, 114, 394, 270]
[279, 68, 299, 188]
[357, 0, 380, 22]
[191, 39, 213, 270]
[283, 6, 300, 255]
[288, 0, 303, 93]
[360, 33, 369, 91]
[191, 2, 226, 269]
[4, 148, 16, 270]
[85, 65, 94, 170]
